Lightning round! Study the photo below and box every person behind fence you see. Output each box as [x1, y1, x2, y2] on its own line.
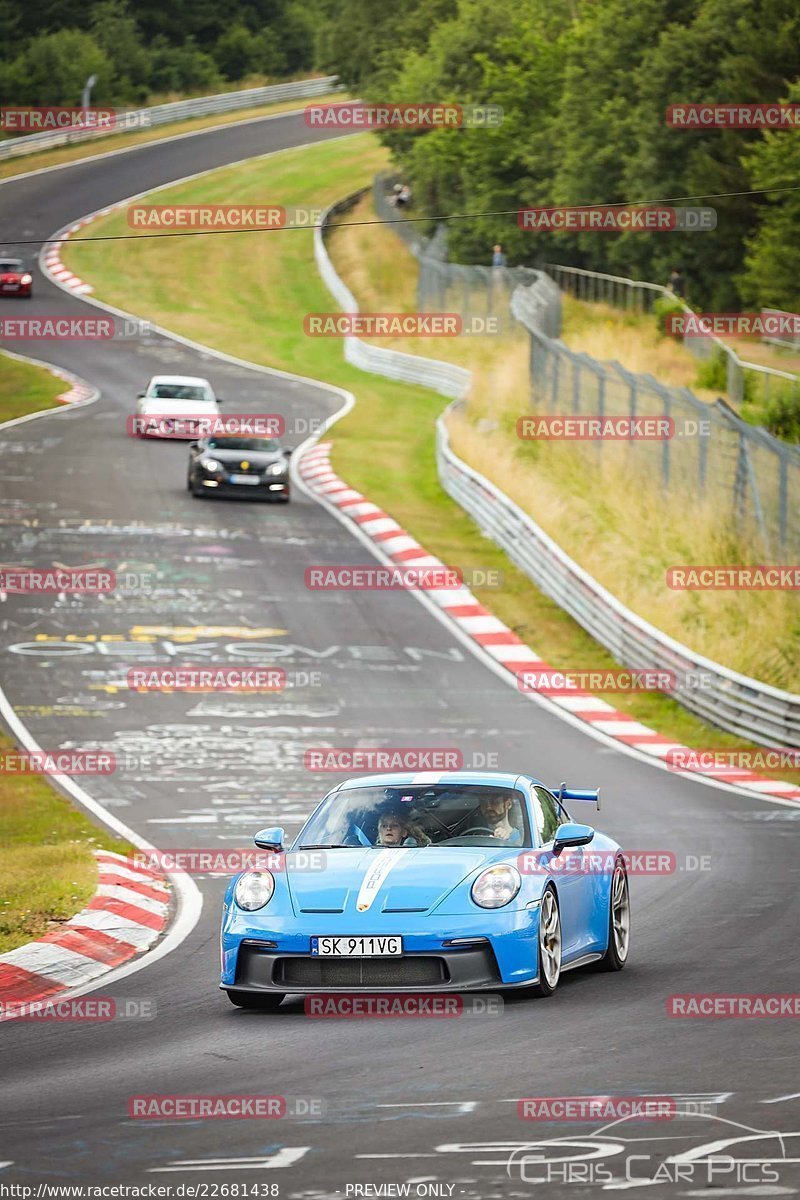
[388, 182, 403, 208]
[492, 243, 507, 268]
[667, 266, 685, 298]
[397, 184, 412, 208]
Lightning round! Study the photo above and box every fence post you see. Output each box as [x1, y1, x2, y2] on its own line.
[726, 352, 744, 406]
[662, 390, 671, 488]
[572, 357, 581, 414]
[778, 452, 788, 548]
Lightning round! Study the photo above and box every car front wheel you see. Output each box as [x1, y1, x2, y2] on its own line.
[532, 886, 561, 997]
[597, 858, 630, 971]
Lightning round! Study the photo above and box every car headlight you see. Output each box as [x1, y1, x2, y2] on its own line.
[201, 458, 222, 472]
[20, 274, 32, 285]
[234, 871, 274, 911]
[266, 462, 285, 476]
[471, 865, 521, 909]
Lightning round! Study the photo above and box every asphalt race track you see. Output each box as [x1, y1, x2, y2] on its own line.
[1, 111, 799, 1196]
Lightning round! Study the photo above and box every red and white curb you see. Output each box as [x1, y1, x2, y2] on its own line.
[43, 211, 116, 294]
[298, 442, 800, 805]
[0, 345, 97, 413]
[0, 850, 170, 1014]
[51, 365, 95, 405]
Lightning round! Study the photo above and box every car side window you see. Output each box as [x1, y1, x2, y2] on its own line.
[533, 787, 564, 845]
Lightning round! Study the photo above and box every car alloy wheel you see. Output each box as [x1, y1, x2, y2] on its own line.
[596, 857, 630, 972]
[611, 861, 630, 962]
[534, 886, 561, 996]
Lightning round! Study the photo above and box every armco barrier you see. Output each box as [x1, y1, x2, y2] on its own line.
[437, 402, 800, 749]
[0, 76, 342, 161]
[315, 192, 470, 400]
[318, 187, 800, 750]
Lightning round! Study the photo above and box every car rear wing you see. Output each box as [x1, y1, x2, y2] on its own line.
[555, 782, 601, 812]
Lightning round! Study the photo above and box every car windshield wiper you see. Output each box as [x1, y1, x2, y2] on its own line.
[297, 843, 356, 850]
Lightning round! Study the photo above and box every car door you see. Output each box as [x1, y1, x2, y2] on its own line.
[531, 786, 593, 960]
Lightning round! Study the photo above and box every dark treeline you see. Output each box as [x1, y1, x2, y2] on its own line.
[3, 0, 798, 309]
[0, 0, 316, 108]
[316, 0, 800, 312]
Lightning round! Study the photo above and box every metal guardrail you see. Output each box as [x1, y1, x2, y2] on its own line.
[315, 192, 470, 400]
[761, 308, 800, 350]
[0, 76, 342, 161]
[437, 405, 800, 749]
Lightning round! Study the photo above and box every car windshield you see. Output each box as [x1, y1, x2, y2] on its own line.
[297, 783, 531, 849]
[0, 261, 23, 272]
[150, 384, 212, 401]
[205, 438, 280, 452]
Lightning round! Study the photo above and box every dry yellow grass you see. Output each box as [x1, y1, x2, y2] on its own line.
[559, 297, 722, 401]
[561, 296, 800, 396]
[331, 195, 798, 688]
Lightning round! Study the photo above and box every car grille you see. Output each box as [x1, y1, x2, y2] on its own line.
[276, 956, 448, 987]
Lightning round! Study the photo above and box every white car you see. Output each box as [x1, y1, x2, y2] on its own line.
[135, 375, 221, 439]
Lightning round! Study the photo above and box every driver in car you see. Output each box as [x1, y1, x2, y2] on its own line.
[461, 792, 521, 842]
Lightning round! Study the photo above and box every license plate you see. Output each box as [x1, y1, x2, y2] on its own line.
[2, 284, 19, 291]
[311, 936, 403, 957]
[229, 474, 260, 485]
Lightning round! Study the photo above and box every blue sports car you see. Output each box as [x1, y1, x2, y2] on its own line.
[220, 771, 630, 1009]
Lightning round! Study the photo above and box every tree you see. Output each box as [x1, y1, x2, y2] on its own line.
[3, 29, 105, 106]
[739, 83, 800, 310]
[213, 24, 259, 81]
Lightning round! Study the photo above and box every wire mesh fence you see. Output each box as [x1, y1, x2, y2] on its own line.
[545, 262, 800, 410]
[372, 174, 800, 556]
[373, 174, 561, 337]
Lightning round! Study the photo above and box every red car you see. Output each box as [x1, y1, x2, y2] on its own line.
[0, 258, 33, 298]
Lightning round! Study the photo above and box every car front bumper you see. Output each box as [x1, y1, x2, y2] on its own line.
[221, 908, 541, 992]
[197, 476, 289, 499]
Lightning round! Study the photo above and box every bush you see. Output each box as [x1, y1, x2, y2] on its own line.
[653, 295, 686, 338]
[694, 346, 729, 394]
[762, 387, 800, 443]
[213, 25, 258, 81]
[2, 30, 105, 106]
[148, 37, 221, 96]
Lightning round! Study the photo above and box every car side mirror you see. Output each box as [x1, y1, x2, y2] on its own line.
[282, 448, 292, 458]
[215, 397, 223, 405]
[136, 392, 145, 399]
[254, 826, 284, 851]
[188, 440, 199, 449]
[552, 822, 594, 856]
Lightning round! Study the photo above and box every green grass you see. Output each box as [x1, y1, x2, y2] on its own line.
[0, 351, 65, 423]
[0, 736, 128, 953]
[0, 362, 127, 954]
[63, 133, 800, 786]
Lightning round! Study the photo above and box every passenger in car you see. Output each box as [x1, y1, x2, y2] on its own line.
[375, 811, 431, 847]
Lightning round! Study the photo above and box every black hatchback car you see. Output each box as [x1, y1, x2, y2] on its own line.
[187, 436, 291, 501]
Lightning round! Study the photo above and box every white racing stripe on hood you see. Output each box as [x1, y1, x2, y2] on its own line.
[355, 848, 412, 912]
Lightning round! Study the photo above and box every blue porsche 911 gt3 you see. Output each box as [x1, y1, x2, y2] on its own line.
[220, 771, 630, 1009]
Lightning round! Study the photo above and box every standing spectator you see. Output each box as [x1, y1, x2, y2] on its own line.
[667, 266, 685, 298]
[396, 183, 412, 208]
[492, 243, 507, 268]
